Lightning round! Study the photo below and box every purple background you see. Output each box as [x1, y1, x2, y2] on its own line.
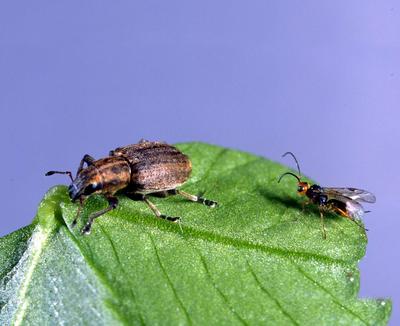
[0, 1, 398, 324]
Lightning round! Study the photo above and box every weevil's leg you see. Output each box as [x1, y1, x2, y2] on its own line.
[125, 192, 143, 201]
[151, 191, 169, 198]
[81, 196, 118, 235]
[319, 209, 327, 239]
[77, 154, 96, 175]
[173, 189, 218, 208]
[71, 197, 85, 227]
[142, 195, 180, 222]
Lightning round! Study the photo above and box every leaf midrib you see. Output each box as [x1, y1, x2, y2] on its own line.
[105, 209, 351, 267]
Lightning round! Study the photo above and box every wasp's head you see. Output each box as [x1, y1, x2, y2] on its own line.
[278, 172, 309, 196]
[68, 167, 103, 202]
[296, 181, 310, 196]
[279, 152, 311, 196]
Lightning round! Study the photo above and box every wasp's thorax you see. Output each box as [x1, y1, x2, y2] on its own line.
[68, 156, 131, 202]
[303, 184, 329, 205]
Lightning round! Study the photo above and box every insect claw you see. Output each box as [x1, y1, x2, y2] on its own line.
[159, 214, 180, 222]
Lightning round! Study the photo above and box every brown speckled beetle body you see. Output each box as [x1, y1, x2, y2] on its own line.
[110, 141, 192, 194]
[46, 140, 217, 234]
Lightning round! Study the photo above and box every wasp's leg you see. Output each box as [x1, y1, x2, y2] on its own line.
[142, 195, 180, 222]
[319, 209, 327, 239]
[339, 212, 368, 233]
[77, 154, 96, 175]
[172, 189, 218, 208]
[302, 199, 312, 212]
[81, 196, 118, 235]
[328, 203, 368, 233]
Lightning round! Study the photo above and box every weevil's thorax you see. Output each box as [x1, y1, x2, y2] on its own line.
[68, 157, 131, 201]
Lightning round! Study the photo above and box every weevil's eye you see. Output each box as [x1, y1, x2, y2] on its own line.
[83, 182, 102, 195]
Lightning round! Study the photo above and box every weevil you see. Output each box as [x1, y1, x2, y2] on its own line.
[46, 140, 217, 234]
[278, 152, 375, 238]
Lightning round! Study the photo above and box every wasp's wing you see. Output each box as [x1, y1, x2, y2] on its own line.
[326, 196, 366, 219]
[322, 187, 376, 203]
[344, 200, 365, 219]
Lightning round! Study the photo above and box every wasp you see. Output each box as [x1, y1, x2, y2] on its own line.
[46, 140, 217, 234]
[278, 152, 375, 238]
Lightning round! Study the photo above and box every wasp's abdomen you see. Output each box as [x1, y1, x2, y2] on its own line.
[327, 199, 365, 219]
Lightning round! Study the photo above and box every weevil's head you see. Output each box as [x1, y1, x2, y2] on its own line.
[46, 156, 131, 202]
[68, 167, 104, 202]
[45, 169, 100, 202]
[69, 156, 131, 202]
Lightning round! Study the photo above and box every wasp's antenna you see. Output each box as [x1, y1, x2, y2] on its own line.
[45, 171, 74, 183]
[282, 152, 302, 177]
[278, 172, 301, 183]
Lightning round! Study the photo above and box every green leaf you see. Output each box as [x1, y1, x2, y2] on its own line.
[0, 142, 391, 325]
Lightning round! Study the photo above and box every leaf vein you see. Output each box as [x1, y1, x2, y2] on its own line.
[293, 263, 370, 325]
[148, 234, 192, 325]
[247, 261, 299, 325]
[99, 225, 145, 326]
[198, 254, 248, 325]
[115, 212, 349, 267]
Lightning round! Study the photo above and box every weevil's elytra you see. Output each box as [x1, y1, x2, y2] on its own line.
[46, 140, 217, 235]
[111, 141, 192, 193]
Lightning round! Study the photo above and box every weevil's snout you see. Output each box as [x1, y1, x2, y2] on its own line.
[68, 182, 80, 202]
[68, 173, 103, 202]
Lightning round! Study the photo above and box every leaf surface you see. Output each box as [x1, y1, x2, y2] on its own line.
[0, 143, 391, 325]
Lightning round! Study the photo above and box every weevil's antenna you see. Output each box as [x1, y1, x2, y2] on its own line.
[278, 172, 301, 183]
[45, 171, 74, 183]
[282, 152, 302, 177]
